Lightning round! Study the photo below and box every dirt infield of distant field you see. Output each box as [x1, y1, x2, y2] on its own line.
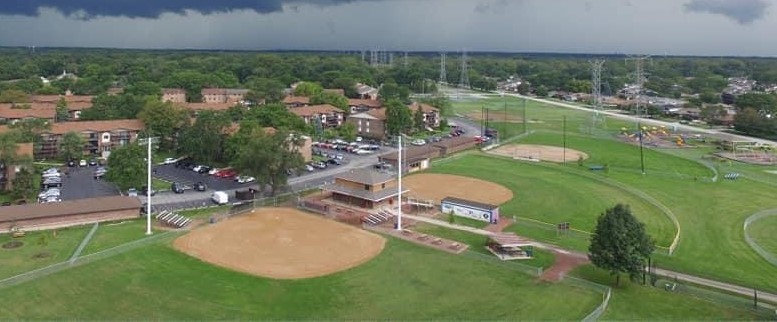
[487, 144, 589, 163]
[402, 174, 513, 205]
[173, 208, 385, 279]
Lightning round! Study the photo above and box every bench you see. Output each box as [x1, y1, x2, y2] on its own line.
[417, 234, 429, 241]
[432, 238, 443, 245]
[449, 243, 461, 249]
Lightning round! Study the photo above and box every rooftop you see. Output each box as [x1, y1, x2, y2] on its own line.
[289, 104, 342, 117]
[282, 96, 310, 105]
[0, 196, 141, 223]
[348, 99, 382, 108]
[323, 182, 407, 202]
[336, 168, 395, 185]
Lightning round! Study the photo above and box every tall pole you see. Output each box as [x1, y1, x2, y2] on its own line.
[146, 135, 152, 235]
[523, 97, 527, 134]
[396, 135, 402, 231]
[638, 121, 646, 175]
[563, 116, 567, 165]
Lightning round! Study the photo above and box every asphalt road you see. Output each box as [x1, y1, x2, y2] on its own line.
[59, 165, 121, 201]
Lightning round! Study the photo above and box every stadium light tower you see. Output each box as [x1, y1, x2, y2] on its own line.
[139, 134, 159, 235]
[396, 135, 403, 231]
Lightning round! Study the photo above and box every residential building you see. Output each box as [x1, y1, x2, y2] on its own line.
[0, 143, 33, 191]
[32, 93, 93, 104]
[29, 119, 144, 159]
[378, 136, 476, 172]
[408, 102, 440, 128]
[289, 104, 344, 129]
[176, 102, 236, 114]
[162, 88, 187, 103]
[355, 83, 379, 100]
[282, 96, 311, 107]
[348, 99, 382, 114]
[201, 88, 249, 104]
[347, 108, 387, 140]
[322, 169, 408, 209]
[0, 104, 56, 124]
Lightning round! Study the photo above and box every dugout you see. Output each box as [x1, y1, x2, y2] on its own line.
[486, 233, 534, 260]
[440, 197, 500, 224]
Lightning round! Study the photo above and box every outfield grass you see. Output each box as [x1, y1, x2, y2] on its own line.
[426, 154, 676, 247]
[82, 220, 161, 255]
[571, 265, 769, 320]
[746, 214, 777, 259]
[0, 238, 600, 320]
[0, 226, 89, 279]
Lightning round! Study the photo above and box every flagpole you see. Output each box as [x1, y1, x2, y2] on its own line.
[396, 135, 403, 231]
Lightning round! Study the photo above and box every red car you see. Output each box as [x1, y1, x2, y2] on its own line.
[214, 168, 237, 179]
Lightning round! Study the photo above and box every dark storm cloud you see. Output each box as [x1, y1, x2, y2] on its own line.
[0, 0, 374, 19]
[684, 0, 770, 24]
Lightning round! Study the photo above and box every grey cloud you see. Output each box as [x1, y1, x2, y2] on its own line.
[0, 0, 380, 19]
[684, 0, 769, 24]
[474, 0, 510, 14]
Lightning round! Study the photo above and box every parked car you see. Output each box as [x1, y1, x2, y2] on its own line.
[235, 176, 256, 184]
[208, 167, 221, 175]
[335, 153, 344, 160]
[211, 191, 229, 205]
[214, 168, 238, 179]
[79, 159, 87, 167]
[327, 158, 341, 166]
[127, 188, 138, 197]
[171, 182, 185, 194]
[197, 166, 212, 174]
[193, 182, 207, 191]
[67, 160, 76, 167]
[305, 164, 315, 172]
[88, 159, 98, 166]
[175, 157, 194, 168]
[313, 161, 327, 169]
[411, 139, 426, 146]
[162, 157, 177, 165]
[140, 186, 157, 196]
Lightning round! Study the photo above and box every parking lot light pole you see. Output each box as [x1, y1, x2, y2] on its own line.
[396, 135, 403, 231]
[146, 135, 152, 235]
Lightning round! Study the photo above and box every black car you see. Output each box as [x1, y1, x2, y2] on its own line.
[171, 182, 185, 194]
[193, 182, 207, 191]
[327, 158, 341, 166]
[140, 185, 157, 196]
[88, 159, 98, 166]
[175, 157, 194, 169]
[197, 166, 212, 174]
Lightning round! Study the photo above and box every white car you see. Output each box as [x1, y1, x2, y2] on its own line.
[79, 159, 87, 167]
[192, 165, 205, 172]
[305, 164, 315, 172]
[355, 149, 373, 155]
[235, 176, 256, 184]
[208, 167, 220, 175]
[411, 139, 426, 146]
[162, 157, 177, 165]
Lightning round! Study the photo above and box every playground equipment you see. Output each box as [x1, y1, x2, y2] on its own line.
[675, 136, 685, 146]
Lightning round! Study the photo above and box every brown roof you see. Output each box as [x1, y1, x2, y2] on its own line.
[0, 196, 141, 223]
[409, 102, 439, 113]
[177, 102, 235, 111]
[488, 233, 533, 247]
[0, 106, 55, 119]
[289, 104, 342, 117]
[32, 95, 93, 103]
[282, 96, 310, 105]
[348, 99, 382, 108]
[45, 119, 145, 135]
[0, 102, 91, 111]
[336, 168, 395, 185]
[367, 108, 387, 120]
[162, 88, 186, 94]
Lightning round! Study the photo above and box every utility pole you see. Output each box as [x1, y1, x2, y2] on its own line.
[638, 121, 646, 175]
[523, 97, 527, 134]
[396, 135, 403, 231]
[563, 116, 567, 165]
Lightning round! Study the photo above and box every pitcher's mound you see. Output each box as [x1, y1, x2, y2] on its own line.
[488, 144, 588, 163]
[402, 174, 513, 205]
[173, 208, 385, 279]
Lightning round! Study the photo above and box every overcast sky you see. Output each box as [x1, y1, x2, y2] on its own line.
[0, 0, 775, 56]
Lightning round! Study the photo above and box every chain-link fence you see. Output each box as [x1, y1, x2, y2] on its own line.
[0, 230, 181, 290]
[564, 276, 612, 322]
[460, 249, 543, 277]
[654, 277, 776, 318]
[744, 209, 777, 267]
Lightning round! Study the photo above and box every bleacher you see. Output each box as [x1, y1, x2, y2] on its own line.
[724, 173, 741, 180]
[361, 209, 395, 226]
[155, 210, 192, 228]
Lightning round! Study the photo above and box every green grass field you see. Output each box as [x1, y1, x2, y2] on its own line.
[82, 220, 161, 255]
[0, 237, 601, 320]
[747, 214, 777, 257]
[0, 226, 88, 279]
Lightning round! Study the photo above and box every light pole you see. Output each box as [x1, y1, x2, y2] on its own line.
[396, 135, 403, 231]
[139, 135, 159, 235]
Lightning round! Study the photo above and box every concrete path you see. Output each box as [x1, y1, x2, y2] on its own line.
[402, 214, 777, 304]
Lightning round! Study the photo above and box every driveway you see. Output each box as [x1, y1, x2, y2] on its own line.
[60, 165, 121, 201]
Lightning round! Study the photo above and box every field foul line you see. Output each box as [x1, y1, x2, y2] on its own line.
[69, 223, 99, 263]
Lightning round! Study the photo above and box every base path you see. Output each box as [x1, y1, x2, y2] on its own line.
[174, 208, 386, 279]
[402, 214, 777, 303]
[540, 250, 589, 282]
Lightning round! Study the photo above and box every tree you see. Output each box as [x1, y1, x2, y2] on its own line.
[11, 167, 34, 199]
[293, 82, 323, 97]
[0, 133, 20, 184]
[177, 111, 230, 164]
[8, 118, 50, 144]
[0, 89, 30, 103]
[413, 105, 425, 132]
[245, 77, 285, 104]
[242, 103, 309, 133]
[232, 128, 305, 195]
[699, 91, 721, 104]
[589, 204, 655, 286]
[55, 98, 70, 122]
[59, 131, 84, 162]
[105, 143, 146, 191]
[535, 85, 549, 97]
[379, 81, 410, 103]
[385, 99, 413, 136]
[337, 122, 357, 142]
[124, 81, 162, 98]
[137, 99, 189, 150]
[310, 91, 348, 112]
[419, 94, 452, 116]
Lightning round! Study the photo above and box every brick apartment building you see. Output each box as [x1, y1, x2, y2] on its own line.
[201, 88, 249, 104]
[31, 119, 145, 159]
[289, 104, 344, 129]
[162, 88, 187, 103]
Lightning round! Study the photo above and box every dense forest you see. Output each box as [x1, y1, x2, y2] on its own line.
[1, 48, 777, 139]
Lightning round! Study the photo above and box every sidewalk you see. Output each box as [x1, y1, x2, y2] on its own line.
[402, 214, 777, 304]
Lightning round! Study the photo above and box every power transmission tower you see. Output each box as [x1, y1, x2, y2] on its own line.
[626, 55, 651, 129]
[458, 50, 470, 99]
[370, 49, 377, 66]
[403, 52, 408, 68]
[361, 50, 366, 63]
[439, 52, 447, 84]
[389, 52, 394, 67]
[590, 59, 606, 130]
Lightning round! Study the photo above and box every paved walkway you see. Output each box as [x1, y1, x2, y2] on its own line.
[402, 214, 777, 304]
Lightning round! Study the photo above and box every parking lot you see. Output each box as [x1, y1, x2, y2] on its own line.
[152, 165, 247, 191]
[60, 165, 121, 201]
